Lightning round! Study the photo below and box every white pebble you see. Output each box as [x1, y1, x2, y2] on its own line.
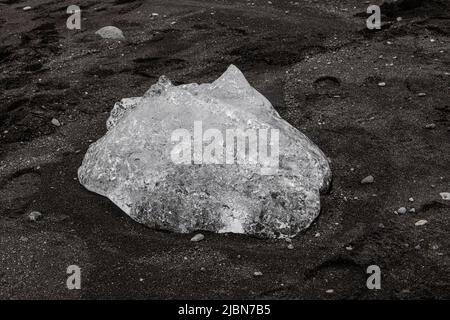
[51, 118, 61, 127]
[415, 219, 428, 226]
[439, 192, 450, 200]
[28, 211, 43, 222]
[361, 175, 374, 184]
[190, 233, 205, 242]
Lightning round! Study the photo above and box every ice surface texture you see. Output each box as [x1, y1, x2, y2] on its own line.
[78, 65, 331, 238]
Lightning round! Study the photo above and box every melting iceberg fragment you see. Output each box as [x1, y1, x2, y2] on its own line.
[78, 65, 331, 238]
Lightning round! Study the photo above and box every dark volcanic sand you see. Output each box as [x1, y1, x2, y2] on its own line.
[0, 0, 449, 299]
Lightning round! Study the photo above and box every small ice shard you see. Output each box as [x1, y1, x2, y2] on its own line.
[95, 26, 125, 40]
[78, 65, 331, 238]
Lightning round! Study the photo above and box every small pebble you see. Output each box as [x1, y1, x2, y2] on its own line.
[378, 82, 386, 87]
[314, 232, 321, 237]
[425, 123, 436, 129]
[287, 244, 294, 250]
[417, 92, 427, 97]
[397, 207, 407, 215]
[23, 6, 32, 11]
[51, 118, 61, 127]
[20, 236, 28, 242]
[28, 211, 43, 222]
[345, 246, 353, 251]
[439, 192, 450, 201]
[408, 197, 414, 202]
[415, 219, 428, 226]
[361, 175, 374, 184]
[200, 267, 206, 272]
[95, 26, 125, 40]
[190, 233, 204, 242]
[325, 289, 334, 294]
[409, 208, 416, 213]
[253, 271, 263, 277]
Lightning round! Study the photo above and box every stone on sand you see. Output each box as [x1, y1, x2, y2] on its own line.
[78, 65, 331, 238]
[51, 118, 61, 127]
[361, 175, 374, 184]
[440, 192, 450, 200]
[28, 211, 42, 222]
[95, 26, 125, 40]
[190, 233, 205, 242]
[415, 219, 428, 226]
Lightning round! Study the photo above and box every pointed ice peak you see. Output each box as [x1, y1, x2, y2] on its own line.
[212, 64, 251, 90]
